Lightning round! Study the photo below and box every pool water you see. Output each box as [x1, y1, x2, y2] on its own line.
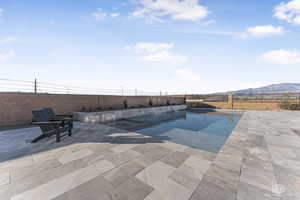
[107, 109, 242, 152]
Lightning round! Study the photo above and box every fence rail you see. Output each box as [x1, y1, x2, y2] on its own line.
[186, 93, 300, 101]
[0, 78, 166, 96]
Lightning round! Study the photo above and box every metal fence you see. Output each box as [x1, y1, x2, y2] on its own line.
[187, 93, 300, 102]
[233, 93, 300, 101]
[186, 94, 228, 102]
[0, 78, 165, 96]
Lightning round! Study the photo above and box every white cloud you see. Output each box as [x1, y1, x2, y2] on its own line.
[111, 13, 120, 17]
[124, 45, 131, 51]
[130, 0, 209, 22]
[260, 49, 300, 65]
[92, 9, 120, 21]
[274, 0, 300, 25]
[92, 9, 107, 21]
[125, 42, 187, 64]
[138, 50, 187, 64]
[0, 37, 16, 44]
[176, 26, 284, 40]
[175, 68, 200, 81]
[203, 19, 216, 26]
[0, 50, 15, 62]
[247, 25, 285, 38]
[132, 42, 174, 53]
[0, 8, 4, 16]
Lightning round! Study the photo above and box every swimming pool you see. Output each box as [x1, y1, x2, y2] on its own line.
[107, 109, 242, 152]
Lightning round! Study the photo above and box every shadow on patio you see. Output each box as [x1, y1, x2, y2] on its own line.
[0, 123, 167, 164]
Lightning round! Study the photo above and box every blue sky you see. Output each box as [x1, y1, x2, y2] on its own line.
[1, 0, 300, 94]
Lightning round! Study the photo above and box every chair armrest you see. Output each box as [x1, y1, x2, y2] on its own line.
[49, 117, 73, 121]
[32, 121, 62, 125]
[56, 114, 73, 117]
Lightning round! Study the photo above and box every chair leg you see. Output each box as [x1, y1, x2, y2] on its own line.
[31, 134, 48, 143]
[68, 120, 72, 136]
[56, 126, 60, 142]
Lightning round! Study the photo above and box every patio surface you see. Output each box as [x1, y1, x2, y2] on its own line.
[0, 110, 300, 200]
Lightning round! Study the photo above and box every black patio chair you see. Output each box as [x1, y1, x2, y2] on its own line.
[43, 108, 73, 129]
[44, 108, 73, 119]
[31, 109, 72, 143]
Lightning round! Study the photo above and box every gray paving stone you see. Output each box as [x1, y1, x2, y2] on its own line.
[52, 195, 70, 200]
[158, 141, 189, 152]
[9, 159, 115, 200]
[0, 172, 9, 186]
[240, 165, 277, 192]
[136, 161, 192, 200]
[169, 164, 200, 190]
[183, 147, 217, 161]
[105, 149, 141, 166]
[132, 143, 171, 156]
[0, 159, 87, 200]
[160, 151, 188, 168]
[86, 143, 115, 153]
[292, 147, 300, 160]
[81, 151, 107, 166]
[247, 134, 268, 148]
[109, 177, 153, 200]
[270, 153, 300, 177]
[103, 160, 145, 187]
[183, 155, 212, 179]
[243, 148, 273, 172]
[265, 134, 300, 149]
[213, 152, 243, 173]
[237, 182, 280, 200]
[205, 164, 240, 190]
[58, 148, 94, 164]
[268, 145, 297, 159]
[10, 159, 61, 183]
[134, 145, 172, 166]
[190, 174, 236, 200]
[54, 175, 114, 200]
[272, 163, 300, 198]
[110, 144, 139, 154]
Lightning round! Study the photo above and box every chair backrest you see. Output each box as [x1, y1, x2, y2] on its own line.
[32, 109, 55, 133]
[43, 108, 56, 118]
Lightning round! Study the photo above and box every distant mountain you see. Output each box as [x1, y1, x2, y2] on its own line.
[230, 83, 300, 94]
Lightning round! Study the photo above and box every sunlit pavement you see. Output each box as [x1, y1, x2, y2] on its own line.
[0, 110, 300, 200]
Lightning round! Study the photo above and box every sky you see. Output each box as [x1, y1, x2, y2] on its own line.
[1, 0, 300, 94]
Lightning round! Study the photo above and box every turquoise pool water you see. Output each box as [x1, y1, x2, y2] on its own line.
[108, 109, 242, 152]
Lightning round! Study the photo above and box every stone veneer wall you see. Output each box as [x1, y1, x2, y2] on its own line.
[74, 105, 187, 123]
[0, 93, 185, 126]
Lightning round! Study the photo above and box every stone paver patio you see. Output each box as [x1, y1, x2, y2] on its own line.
[0, 110, 300, 200]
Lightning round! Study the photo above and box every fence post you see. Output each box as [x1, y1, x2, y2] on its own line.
[34, 78, 37, 94]
[228, 94, 233, 109]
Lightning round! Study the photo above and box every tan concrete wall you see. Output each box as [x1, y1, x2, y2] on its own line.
[188, 100, 281, 110]
[0, 93, 184, 126]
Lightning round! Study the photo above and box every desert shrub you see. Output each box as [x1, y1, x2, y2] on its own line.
[123, 99, 128, 109]
[149, 99, 153, 107]
[279, 94, 300, 110]
[166, 100, 170, 106]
